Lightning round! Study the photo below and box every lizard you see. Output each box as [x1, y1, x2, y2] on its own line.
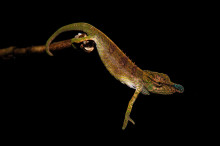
[45, 22, 184, 130]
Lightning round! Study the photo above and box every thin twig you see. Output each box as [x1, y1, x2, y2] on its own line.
[0, 39, 72, 59]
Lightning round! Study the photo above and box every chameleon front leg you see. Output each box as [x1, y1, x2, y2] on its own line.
[122, 87, 142, 130]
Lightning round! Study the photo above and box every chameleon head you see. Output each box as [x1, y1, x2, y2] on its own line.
[143, 70, 184, 95]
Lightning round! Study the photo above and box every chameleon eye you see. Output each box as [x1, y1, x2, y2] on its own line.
[155, 82, 162, 87]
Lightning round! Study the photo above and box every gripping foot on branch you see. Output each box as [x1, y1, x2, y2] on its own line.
[72, 33, 95, 53]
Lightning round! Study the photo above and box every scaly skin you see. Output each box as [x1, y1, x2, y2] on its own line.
[45, 22, 184, 130]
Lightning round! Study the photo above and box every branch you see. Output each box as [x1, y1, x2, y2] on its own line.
[0, 39, 72, 59]
[0, 33, 95, 60]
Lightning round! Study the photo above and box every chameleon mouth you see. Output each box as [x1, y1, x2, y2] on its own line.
[173, 84, 184, 93]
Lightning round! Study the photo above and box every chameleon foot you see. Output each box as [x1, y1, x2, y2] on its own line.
[72, 33, 87, 49]
[122, 114, 135, 130]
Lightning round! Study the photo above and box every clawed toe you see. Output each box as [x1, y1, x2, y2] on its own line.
[128, 116, 135, 125]
[122, 115, 135, 130]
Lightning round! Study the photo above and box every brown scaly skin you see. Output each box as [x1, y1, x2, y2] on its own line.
[45, 22, 184, 130]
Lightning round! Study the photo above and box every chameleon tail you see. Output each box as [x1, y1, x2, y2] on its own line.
[45, 22, 94, 56]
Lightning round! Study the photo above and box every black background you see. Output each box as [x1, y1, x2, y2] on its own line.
[0, 1, 211, 144]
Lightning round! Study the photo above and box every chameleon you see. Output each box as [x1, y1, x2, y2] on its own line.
[45, 22, 184, 130]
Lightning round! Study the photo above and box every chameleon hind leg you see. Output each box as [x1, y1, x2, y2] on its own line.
[122, 88, 141, 130]
[71, 35, 93, 49]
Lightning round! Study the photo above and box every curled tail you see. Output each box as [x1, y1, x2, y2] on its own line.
[45, 22, 94, 56]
